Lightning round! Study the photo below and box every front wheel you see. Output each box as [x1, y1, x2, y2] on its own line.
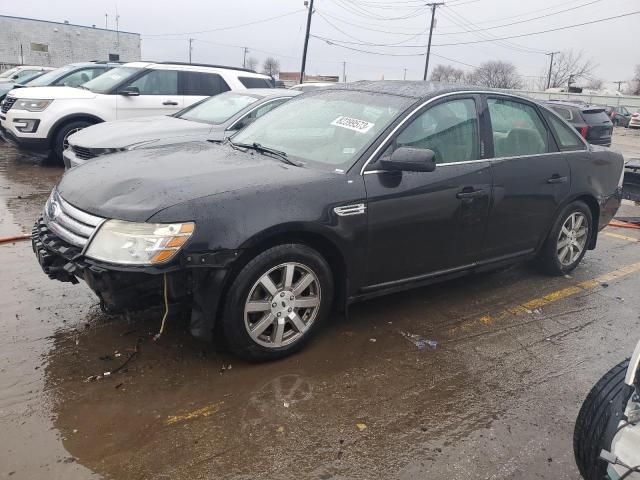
[221, 244, 334, 361]
[52, 120, 94, 162]
[538, 201, 592, 275]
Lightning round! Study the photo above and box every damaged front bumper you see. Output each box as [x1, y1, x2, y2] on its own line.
[31, 217, 239, 341]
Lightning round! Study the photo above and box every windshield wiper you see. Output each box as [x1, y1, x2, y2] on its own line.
[229, 141, 302, 167]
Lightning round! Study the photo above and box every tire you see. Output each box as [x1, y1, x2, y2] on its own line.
[538, 200, 592, 276]
[52, 120, 94, 162]
[574, 359, 633, 480]
[221, 244, 334, 361]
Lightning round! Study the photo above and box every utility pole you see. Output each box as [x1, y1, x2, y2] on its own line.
[614, 80, 624, 91]
[545, 51, 560, 90]
[243, 47, 249, 68]
[342, 61, 346, 83]
[189, 38, 194, 64]
[403, 68, 407, 80]
[300, 0, 315, 84]
[105, 13, 108, 29]
[423, 3, 444, 81]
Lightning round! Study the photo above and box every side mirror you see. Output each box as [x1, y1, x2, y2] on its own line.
[380, 147, 436, 172]
[119, 86, 140, 96]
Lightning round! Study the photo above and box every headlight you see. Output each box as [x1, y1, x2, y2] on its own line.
[14, 99, 52, 112]
[85, 220, 195, 265]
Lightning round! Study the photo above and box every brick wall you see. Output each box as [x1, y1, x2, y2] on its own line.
[0, 15, 141, 68]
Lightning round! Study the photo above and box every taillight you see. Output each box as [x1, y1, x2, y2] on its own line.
[579, 126, 589, 138]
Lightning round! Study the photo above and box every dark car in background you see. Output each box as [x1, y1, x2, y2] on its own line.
[603, 105, 632, 127]
[546, 101, 613, 147]
[63, 88, 300, 169]
[33, 83, 624, 361]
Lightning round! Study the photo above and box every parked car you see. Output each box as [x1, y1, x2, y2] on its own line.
[603, 105, 632, 127]
[32, 82, 624, 360]
[0, 62, 273, 161]
[0, 66, 54, 83]
[0, 70, 50, 102]
[546, 101, 614, 147]
[15, 61, 122, 90]
[289, 82, 337, 92]
[574, 340, 640, 479]
[63, 88, 300, 169]
[629, 111, 640, 130]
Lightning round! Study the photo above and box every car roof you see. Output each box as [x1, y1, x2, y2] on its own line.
[238, 88, 300, 98]
[121, 61, 270, 78]
[546, 101, 605, 112]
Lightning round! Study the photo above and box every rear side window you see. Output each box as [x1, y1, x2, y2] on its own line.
[487, 98, 548, 157]
[239, 76, 273, 89]
[549, 106, 573, 121]
[581, 110, 611, 125]
[56, 67, 106, 87]
[543, 111, 586, 151]
[180, 72, 230, 96]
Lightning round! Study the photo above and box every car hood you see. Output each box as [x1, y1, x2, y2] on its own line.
[8, 86, 96, 100]
[69, 116, 213, 149]
[57, 141, 333, 222]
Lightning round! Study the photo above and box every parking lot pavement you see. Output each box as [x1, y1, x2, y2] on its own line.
[1, 141, 640, 480]
[612, 125, 640, 161]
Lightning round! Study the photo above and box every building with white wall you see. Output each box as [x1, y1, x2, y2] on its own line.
[0, 15, 140, 69]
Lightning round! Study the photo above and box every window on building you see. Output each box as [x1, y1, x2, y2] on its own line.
[30, 42, 49, 53]
[109, 53, 120, 62]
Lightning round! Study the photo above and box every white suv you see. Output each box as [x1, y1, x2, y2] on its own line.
[0, 62, 273, 161]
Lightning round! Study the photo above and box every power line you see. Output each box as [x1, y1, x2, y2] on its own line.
[143, 10, 304, 37]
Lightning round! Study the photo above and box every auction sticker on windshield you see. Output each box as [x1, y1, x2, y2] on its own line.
[331, 116, 375, 133]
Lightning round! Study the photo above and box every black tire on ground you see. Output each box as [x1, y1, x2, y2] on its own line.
[538, 200, 593, 276]
[221, 244, 334, 361]
[574, 359, 633, 480]
[52, 120, 94, 162]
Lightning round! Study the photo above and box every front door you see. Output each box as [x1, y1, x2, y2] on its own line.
[116, 69, 183, 119]
[363, 96, 493, 287]
[482, 95, 571, 259]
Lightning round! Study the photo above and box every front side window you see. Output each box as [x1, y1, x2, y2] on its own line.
[127, 70, 178, 95]
[488, 98, 548, 157]
[181, 72, 230, 96]
[382, 98, 479, 164]
[543, 111, 586, 151]
[178, 92, 259, 124]
[82, 66, 142, 93]
[232, 90, 410, 171]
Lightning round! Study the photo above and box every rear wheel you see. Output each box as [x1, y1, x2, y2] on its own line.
[574, 359, 633, 480]
[538, 201, 592, 275]
[52, 120, 94, 163]
[221, 244, 333, 361]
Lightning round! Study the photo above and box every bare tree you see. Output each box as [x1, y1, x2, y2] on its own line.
[467, 61, 522, 89]
[585, 77, 603, 90]
[429, 64, 466, 83]
[546, 50, 596, 89]
[245, 56, 258, 71]
[262, 57, 280, 77]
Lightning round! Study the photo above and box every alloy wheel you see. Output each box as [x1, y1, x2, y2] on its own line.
[62, 128, 83, 150]
[556, 212, 589, 266]
[244, 262, 321, 349]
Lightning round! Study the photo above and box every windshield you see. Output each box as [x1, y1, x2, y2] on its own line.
[179, 92, 260, 124]
[82, 66, 141, 93]
[25, 65, 74, 87]
[232, 90, 409, 171]
[15, 71, 46, 85]
[0, 67, 20, 79]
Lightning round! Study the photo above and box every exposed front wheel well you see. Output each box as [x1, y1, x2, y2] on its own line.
[575, 195, 600, 249]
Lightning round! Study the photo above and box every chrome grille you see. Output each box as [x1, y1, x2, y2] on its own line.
[43, 190, 104, 248]
[70, 145, 97, 160]
[1, 96, 16, 114]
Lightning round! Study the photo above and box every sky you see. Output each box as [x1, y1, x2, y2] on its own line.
[3, 0, 639, 90]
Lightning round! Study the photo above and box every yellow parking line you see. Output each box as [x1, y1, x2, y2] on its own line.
[165, 401, 224, 425]
[450, 262, 640, 335]
[604, 231, 639, 243]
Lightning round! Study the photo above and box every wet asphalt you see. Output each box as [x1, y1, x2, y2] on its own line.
[1, 130, 640, 480]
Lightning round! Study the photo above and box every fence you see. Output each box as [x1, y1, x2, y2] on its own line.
[504, 89, 640, 109]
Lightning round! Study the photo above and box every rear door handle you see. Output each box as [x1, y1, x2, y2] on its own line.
[547, 175, 568, 184]
[162, 100, 178, 106]
[456, 188, 486, 199]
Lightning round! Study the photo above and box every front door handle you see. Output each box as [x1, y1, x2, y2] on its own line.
[547, 175, 568, 184]
[456, 188, 486, 199]
[162, 100, 179, 106]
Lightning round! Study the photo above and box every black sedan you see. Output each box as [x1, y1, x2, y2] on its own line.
[33, 82, 624, 361]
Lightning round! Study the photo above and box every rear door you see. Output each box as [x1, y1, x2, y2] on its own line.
[364, 95, 493, 286]
[482, 95, 570, 259]
[116, 69, 182, 118]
